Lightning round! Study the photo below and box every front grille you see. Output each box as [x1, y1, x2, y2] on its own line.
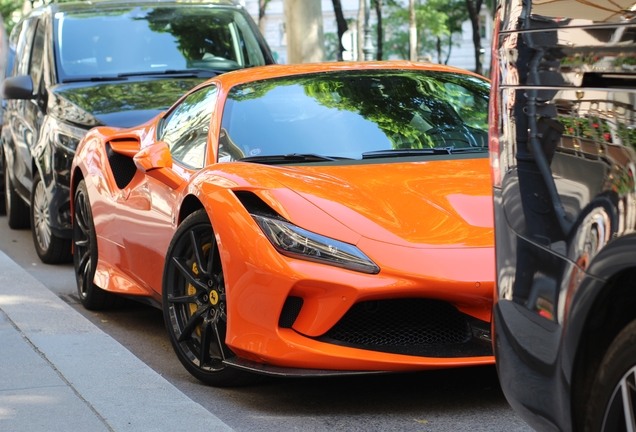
[325, 298, 471, 347]
[106, 143, 137, 189]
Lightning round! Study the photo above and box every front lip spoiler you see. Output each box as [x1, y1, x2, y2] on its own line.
[223, 357, 390, 377]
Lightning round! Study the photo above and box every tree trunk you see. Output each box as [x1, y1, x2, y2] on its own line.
[409, 0, 416, 61]
[258, 0, 268, 34]
[357, 0, 364, 61]
[374, 0, 383, 60]
[332, 0, 348, 61]
[444, 33, 453, 64]
[284, 0, 325, 64]
[436, 37, 442, 63]
[465, 0, 483, 75]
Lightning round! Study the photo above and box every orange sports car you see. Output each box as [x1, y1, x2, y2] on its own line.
[70, 61, 494, 386]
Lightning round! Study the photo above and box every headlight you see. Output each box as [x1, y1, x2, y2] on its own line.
[252, 214, 380, 274]
[51, 118, 87, 152]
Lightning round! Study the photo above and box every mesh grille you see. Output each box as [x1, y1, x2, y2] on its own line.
[279, 296, 303, 328]
[326, 298, 471, 346]
[106, 143, 137, 189]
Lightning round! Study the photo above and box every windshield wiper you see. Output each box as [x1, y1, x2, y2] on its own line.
[362, 148, 452, 159]
[238, 153, 351, 164]
[362, 147, 488, 159]
[448, 147, 489, 153]
[62, 76, 128, 83]
[118, 68, 231, 78]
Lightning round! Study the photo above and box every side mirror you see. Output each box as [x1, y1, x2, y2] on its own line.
[133, 141, 182, 189]
[2, 75, 34, 100]
[133, 141, 173, 171]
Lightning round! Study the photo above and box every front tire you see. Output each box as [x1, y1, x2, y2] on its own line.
[4, 156, 29, 228]
[585, 318, 636, 432]
[31, 171, 71, 263]
[73, 179, 120, 310]
[162, 209, 256, 387]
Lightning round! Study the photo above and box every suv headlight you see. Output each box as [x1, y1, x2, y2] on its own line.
[51, 118, 87, 152]
[252, 214, 380, 274]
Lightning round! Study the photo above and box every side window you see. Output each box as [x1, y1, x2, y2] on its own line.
[13, 18, 36, 76]
[29, 21, 45, 89]
[160, 85, 218, 169]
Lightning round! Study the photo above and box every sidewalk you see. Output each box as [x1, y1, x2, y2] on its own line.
[0, 251, 232, 432]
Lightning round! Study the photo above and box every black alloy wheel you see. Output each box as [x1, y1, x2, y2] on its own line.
[163, 209, 255, 387]
[4, 156, 29, 228]
[585, 318, 636, 432]
[73, 180, 119, 310]
[31, 171, 71, 263]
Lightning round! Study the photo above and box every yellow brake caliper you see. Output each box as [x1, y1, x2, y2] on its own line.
[188, 243, 212, 336]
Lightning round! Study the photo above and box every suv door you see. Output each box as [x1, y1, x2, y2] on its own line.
[4, 17, 37, 203]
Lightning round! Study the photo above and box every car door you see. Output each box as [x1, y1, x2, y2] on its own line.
[117, 84, 219, 294]
[4, 17, 37, 199]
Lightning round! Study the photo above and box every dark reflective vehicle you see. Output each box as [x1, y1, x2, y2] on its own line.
[490, 1, 636, 430]
[0, 0, 273, 263]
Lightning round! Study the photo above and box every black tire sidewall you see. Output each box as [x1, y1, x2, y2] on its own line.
[585, 319, 636, 432]
[74, 180, 102, 309]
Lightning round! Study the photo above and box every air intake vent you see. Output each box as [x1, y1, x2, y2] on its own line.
[106, 143, 137, 189]
[314, 298, 483, 358]
[279, 296, 304, 328]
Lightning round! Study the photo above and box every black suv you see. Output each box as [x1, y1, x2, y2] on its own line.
[1, 0, 273, 263]
[490, 1, 636, 430]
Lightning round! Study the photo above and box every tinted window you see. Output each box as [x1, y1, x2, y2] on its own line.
[12, 18, 36, 76]
[219, 70, 490, 161]
[53, 7, 267, 81]
[160, 85, 217, 168]
[29, 21, 45, 88]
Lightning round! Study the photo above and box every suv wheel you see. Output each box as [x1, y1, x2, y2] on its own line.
[31, 171, 71, 263]
[585, 318, 636, 431]
[4, 156, 30, 228]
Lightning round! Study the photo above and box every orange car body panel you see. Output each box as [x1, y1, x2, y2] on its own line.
[71, 61, 495, 371]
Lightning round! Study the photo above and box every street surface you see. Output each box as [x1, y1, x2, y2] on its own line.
[0, 215, 531, 431]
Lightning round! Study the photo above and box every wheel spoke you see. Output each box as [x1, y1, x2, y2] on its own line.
[177, 306, 207, 343]
[167, 294, 198, 304]
[77, 249, 90, 276]
[75, 201, 90, 236]
[207, 236, 218, 276]
[211, 320, 226, 361]
[621, 371, 636, 432]
[172, 256, 207, 292]
[189, 231, 209, 277]
[199, 320, 212, 365]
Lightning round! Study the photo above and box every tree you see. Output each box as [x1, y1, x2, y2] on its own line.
[409, 0, 416, 61]
[374, 0, 383, 61]
[258, 0, 270, 34]
[384, 1, 449, 62]
[429, 0, 467, 64]
[284, 0, 325, 63]
[331, 0, 348, 61]
[465, 0, 484, 75]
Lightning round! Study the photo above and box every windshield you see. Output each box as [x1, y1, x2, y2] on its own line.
[54, 6, 268, 81]
[219, 70, 489, 162]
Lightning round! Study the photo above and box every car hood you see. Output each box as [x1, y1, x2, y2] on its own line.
[261, 158, 494, 248]
[49, 77, 206, 128]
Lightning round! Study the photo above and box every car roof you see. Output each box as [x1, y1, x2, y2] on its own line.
[35, 0, 241, 14]
[211, 61, 489, 90]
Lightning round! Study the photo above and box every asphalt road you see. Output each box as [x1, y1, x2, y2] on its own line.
[0, 215, 531, 432]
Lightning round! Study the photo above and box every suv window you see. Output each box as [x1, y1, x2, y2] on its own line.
[53, 6, 268, 82]
[29, 21, 45, 89]
[160, 85, 218, 169]
[12, 18, 36, 76]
